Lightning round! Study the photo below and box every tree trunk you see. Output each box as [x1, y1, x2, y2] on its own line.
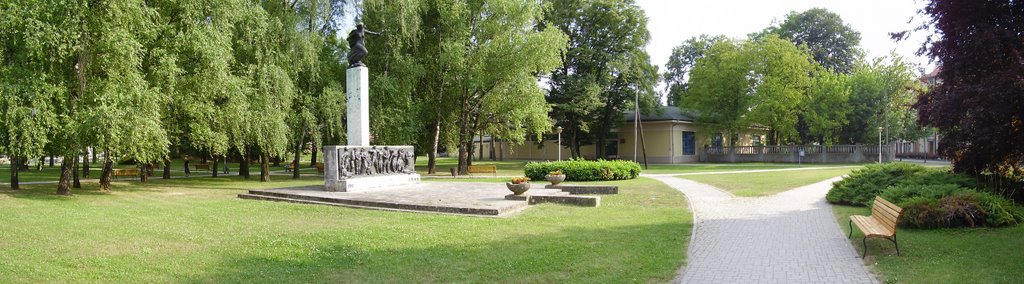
[310, 146, 317, 167]
[162, 157, 171, 179]
[56, 156, 73, 195]
[427, 120, 441, 174]
[211, 156, 219, 177]
[489, 136, 495, 160]
[72, 155, 81, 188]
[36, 156, 43, 171]
[239, 149, 250, 179]
[82, 148, 90, 178]
[100, 150, 112, 191]
[9, 156, 19, 190]
[293, 131, 305, 180]
[478, 133, 484, 161]
[457, 142, 469, 175]
[260, 154, 270, 182]
[49, 156, 54, 167]
[140, 164, 148, 182]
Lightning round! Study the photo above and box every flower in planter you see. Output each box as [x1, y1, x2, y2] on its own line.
[510, 177, 530, 184]
[548, 169, 564, 176]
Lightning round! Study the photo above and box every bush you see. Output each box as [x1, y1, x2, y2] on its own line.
[898, 168, 976, 188]
[894, 191, 1024, 228]
[880, 184, 972, 205]
[826, 162, 926, 205]
[524, 159, 640, 181]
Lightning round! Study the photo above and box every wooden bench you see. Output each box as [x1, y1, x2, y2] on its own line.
[315, 163, 324, 174]
[467, 165, 497, 176]
[111, 168, 138, 180]
[849, 196, 904, 258]
[194, 163, 210, 171]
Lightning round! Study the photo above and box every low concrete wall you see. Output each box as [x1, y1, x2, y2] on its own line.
[704, 144, 895, 164]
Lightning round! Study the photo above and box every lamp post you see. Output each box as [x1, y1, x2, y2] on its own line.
[878, 127, 883, 163]
[556, 126, 563, 161]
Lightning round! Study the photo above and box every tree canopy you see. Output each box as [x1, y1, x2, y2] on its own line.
[757, 7, 862, 74]
[544, 0, 658, 159]
[912, 0, 1024, 175]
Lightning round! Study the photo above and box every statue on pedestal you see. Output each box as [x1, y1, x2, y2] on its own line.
[347, 24, 382, 68]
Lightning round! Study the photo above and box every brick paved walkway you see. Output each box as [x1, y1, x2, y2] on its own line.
[649, 176, 878, 284]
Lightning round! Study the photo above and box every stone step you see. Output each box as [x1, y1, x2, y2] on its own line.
[504, 193, 600, 207]
[241, 190, 528, 216]
[544, 184, 618, 195]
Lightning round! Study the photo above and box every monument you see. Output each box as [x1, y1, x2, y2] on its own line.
[323, 25, 421, 192]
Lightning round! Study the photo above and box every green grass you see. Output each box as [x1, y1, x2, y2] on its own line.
[0, 176, 690, 283]
[680, 167, 858, 197]
[642, 163, 862, 174]
[833, 205, 1024, 284]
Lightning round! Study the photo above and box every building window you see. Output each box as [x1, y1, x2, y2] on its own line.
[682, 131, 696, 155]
[712, 133, 723, 148]
[752, 134, 762, 146]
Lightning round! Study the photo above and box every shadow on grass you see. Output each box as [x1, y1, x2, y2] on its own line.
[188, 223, 687, 283]
[0, 176, 323, 200]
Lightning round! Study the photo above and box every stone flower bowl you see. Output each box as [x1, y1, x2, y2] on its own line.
[545, 174, 566, 185]
[506, 182, 531, 195]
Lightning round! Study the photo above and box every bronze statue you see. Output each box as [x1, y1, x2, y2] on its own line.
[347, 24, 382, 68]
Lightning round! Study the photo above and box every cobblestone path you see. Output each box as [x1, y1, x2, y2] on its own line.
[649, 176, 878, 284]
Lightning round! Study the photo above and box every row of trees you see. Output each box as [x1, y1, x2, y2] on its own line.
[1, 0, 351, 193]
[358, 0, 660, 173]
[664, 8, 928, 146]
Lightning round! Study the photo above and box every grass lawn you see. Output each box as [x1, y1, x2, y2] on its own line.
[679, 167, 858, 197]
[833, 205, 1024, 284]
[0, 176, 690, 282]
[642, 163, 862, 175]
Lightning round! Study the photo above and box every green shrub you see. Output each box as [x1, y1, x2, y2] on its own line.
[826, 162, 926, 205]
[888, 189, 1024, 228]
[898, 168, 977, 188]
[881, 184, 972, 205]
[524, 159, 640, 181]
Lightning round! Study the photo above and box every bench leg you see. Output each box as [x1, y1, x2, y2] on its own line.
[892, 235, 900, 256]
[862, 237, 868, 259]
[848, 220, 853, 238]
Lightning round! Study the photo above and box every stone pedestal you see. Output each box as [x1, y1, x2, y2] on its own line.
[323, 146, 421, 192]
[346, 66, 370, 146]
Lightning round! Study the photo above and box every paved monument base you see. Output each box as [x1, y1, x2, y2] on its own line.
[326, 173, 421, 192]
[239, 181, 611, 217]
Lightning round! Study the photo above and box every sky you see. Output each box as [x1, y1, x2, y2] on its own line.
[635, 0, 935, 77]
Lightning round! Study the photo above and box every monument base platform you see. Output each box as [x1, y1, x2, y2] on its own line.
[326, 173, 421, 192]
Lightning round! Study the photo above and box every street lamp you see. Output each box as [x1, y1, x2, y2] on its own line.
[878, 127, 883, 163]
[556, 126, 563, 161]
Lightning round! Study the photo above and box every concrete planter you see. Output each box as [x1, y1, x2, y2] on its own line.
[545, 174, 566, 185]
[506, 182, 531, 195]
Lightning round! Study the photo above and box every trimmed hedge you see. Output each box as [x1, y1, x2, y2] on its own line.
[524, 159, 640, 181]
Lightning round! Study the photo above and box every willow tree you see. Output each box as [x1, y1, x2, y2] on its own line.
[442, 0, 566, 174]
[0, 2, 63, 188]
[71, 0, 170, 191]
[0, 1, 78, 192]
